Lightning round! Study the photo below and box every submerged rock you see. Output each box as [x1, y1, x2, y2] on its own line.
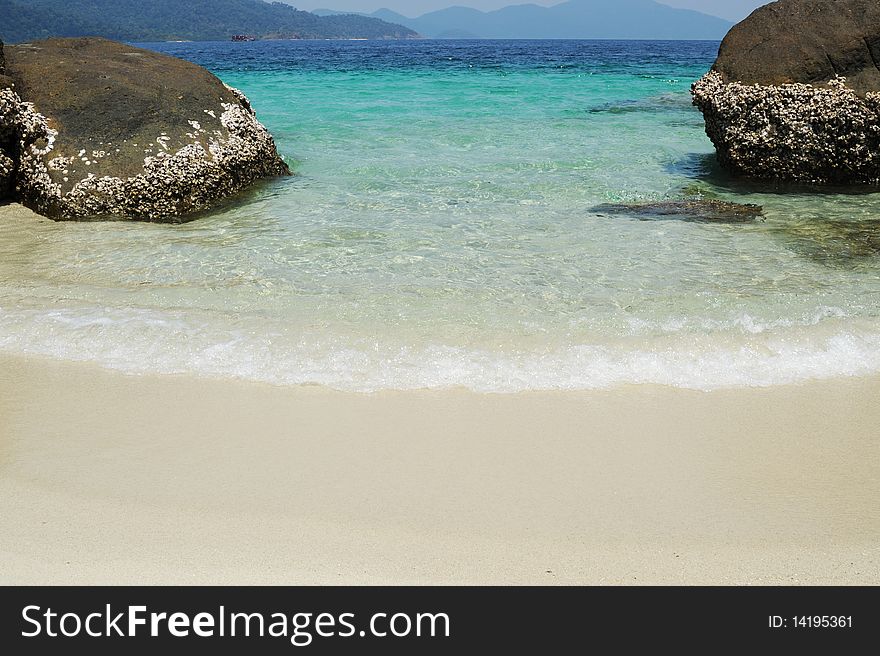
[692, 0, 880, 185]
[592, 200, 764, 224]
[2, 38, 290, 221]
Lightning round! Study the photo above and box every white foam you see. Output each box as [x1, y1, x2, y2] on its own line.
[2, 304, 880, 392]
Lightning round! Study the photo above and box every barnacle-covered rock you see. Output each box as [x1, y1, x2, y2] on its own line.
[0, 39, 15, 200]
[693, 72, 880, 184]
[692, 0, 880, 184]
[3, 38, 290, 221]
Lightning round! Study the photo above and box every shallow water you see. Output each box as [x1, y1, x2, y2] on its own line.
[2, 40, 880, 391]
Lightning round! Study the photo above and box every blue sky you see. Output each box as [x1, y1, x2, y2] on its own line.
[289, 1, 768, 22]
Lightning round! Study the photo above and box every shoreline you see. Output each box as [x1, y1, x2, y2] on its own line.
[1, 353, 878, 585]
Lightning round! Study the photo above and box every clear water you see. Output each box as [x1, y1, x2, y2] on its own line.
[2, 40, 880, 391]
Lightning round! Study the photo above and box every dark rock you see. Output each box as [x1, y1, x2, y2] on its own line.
[0, 38, 12, 90]
[712, 0, 880, 97]
[2, 38, 290, 220]
[0, 38, 14, 200]
[692, 0, 880, 185]
[592, 200, 764, 224]
[0, 151, 12, 200]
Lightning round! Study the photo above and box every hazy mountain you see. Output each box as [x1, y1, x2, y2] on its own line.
[319, 0, 732, 40]
[0, 0, 418, 43]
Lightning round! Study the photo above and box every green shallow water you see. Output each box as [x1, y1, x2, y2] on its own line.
[1, 40, 880, 391]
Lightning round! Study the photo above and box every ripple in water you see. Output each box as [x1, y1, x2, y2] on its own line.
[1, 40, 879, 391]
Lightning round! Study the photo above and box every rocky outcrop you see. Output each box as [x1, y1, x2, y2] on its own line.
[711, 0, 880, 96]
[0, 39, 15, 200]
[1, 38, 289, 221]
[0, 116, 14, 199]
[592, 200, 764, 224]
[692, 0, 880, 184]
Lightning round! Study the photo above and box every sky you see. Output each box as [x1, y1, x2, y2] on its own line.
[287, 1, 768, 22]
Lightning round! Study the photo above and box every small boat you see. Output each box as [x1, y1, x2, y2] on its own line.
[231, 35, 256, 42]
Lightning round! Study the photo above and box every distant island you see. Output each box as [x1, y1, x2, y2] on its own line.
[315, 0, 733, 40]
[0, 0, 418, 43]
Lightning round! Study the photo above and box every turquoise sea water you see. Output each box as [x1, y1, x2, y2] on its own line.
[2, 40, 880, 391]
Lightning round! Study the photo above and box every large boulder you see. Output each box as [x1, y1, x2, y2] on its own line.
[712, 0, 880, 96]
[692, 0, 880, 184]
[2, 38, 289, 220]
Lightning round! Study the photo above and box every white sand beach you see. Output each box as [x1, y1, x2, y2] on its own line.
[1, 352, 877, 585]
[4, 21, 880, 593]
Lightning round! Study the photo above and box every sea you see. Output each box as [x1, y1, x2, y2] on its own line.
[2, 39, 880, 392]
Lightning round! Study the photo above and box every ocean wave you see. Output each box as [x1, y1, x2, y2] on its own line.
[2, 304, 879, 392]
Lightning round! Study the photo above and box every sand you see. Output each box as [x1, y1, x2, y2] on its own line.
[0, 351, 878, 585]
[0, 202, 42, 221]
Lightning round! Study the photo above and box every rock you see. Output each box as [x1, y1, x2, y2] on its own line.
[692, 0, 880, 185]
[592, 200, 764, 224]
[0, 38, 15, 200]
[712, 0, 880, 96]
[775, 217, 880, 265]
[0, 146, 12, 199]
[2, 38, 289, 220]
[0, 153, 12, 200]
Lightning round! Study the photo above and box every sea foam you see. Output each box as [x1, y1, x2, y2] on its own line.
[2, 304, 879, 392]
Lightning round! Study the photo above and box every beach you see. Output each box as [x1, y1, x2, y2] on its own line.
[2, 39, 880, 587]
[1, 351, 877, 585]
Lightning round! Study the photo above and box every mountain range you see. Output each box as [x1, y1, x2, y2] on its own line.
[0, 0, 418, 43]
[0, 0, 734, 43]
[314, 0, 733, 40]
